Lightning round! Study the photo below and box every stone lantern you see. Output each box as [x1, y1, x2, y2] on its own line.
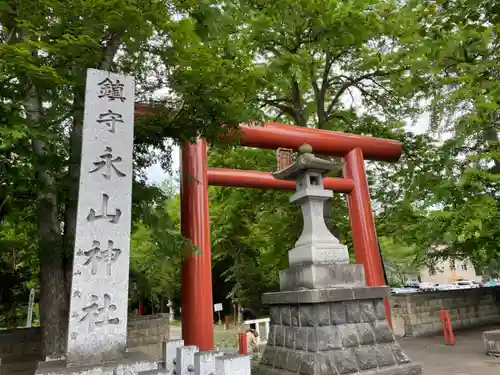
[255, 145, 422, 375]
[273, 144, 349, 268]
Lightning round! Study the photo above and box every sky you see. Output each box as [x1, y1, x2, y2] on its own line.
[146, 146, 180, 185]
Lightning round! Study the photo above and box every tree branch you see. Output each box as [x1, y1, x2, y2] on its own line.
[290, 78, 307, 126]
[99, 30, 123, 70]
[326, 68, 405, 115]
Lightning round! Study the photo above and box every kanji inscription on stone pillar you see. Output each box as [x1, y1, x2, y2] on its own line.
[66, 69, 135, 366]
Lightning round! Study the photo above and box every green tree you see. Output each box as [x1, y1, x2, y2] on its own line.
[0, 0, 260, 356]
[129, 184, 186, 310]
[380, 0, 500, 269]
[0, 206, 39, 328]
[209, 146, 300, 310]
[379, 236, 422, 287]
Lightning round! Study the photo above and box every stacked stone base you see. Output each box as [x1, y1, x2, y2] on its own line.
[255, 287, 422, 375]
[35, 352, 157, 375]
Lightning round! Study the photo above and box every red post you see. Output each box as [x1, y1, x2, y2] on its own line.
[233, 303, 238, 325]
[344, 147, 392, 325]
[137, 301, 144, 316]
[238, 332, 248, 354]
[225, 316, 230, 330]
[440, 310, 455, 345]
[180, 139, 214, 350]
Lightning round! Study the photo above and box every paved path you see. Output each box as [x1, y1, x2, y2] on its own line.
[169, 323, 500, 374]
[399, 326, 500, 375]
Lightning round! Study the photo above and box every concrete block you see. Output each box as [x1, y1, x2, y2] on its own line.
[391, 316, 406, 338]
[267, 325, 276, 346]
[260, 347, 277, 367]
[483, 329, 500, 354]
[299, 305, 316, 326]
[262, 286, 389, 305]
[315, 326, 341, 351]
[279, 263, 365, 291]
[274, 348, 288, 370]
[354, 346, 378, 370]
[330, 303, 347, 325]
[287, 243, 349, 267]
[316, 304, 330, 326]
[374, 344, 397, 367]
[269, 307, 280, 325]
[373, 321, 395, 343]
[306, 326, 317, 352]
[163, 340, 184, 375]
[274, 326, 285, 347]
[298, 352, 331, 375]
[290, 306, 300, 326]
[194, 350, 223, 375]
[353, 287, 390, 301]
[331, 348, 358, 374]
[360, 363, 422, 375]
[281, 306, 291, 326]
[345, 301, 362, 323]
[294, 327, 308, 351]
[35, 352, 157, 375]
[215, 354, 250, 375]
[284, 351, 301, 373]
[176, 345, 199, 375]
[284, 327, 295, 350]
[391, 343, 411, 364]
[356, 323, 376, 345]
[359, 301, 377, 322]
[337, 324, 359, 348]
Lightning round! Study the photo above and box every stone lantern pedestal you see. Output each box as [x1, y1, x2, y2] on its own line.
[255, 145, 422, 375]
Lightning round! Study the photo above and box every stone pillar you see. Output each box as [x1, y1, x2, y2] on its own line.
[35, 69, 157, 375]
[255, 145, 422, 375]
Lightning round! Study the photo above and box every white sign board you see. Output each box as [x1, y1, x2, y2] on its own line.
[214, 303, 223, 312]
[66, 69, 135, 365]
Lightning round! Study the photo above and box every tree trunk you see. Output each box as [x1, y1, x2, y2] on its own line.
[63, 90, 84, 297]
[27, 90, 68, 357]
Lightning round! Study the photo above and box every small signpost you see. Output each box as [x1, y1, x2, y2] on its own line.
[214, 303, 223, 325]
[26, 288, 35, 328]
[276, 148, 293, 171]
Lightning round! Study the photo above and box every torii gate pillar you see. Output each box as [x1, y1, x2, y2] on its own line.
[180, 139, 214, 350]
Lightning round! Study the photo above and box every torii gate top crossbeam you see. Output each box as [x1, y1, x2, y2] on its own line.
[223, 122, 402, 162]
[134, 104, 402, 162]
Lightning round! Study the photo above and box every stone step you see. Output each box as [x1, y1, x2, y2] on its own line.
[137, 369, 166, 375]
[1, 360, 39, 375]
[0, 354, 42, 364]
[254, 362, 422, 375]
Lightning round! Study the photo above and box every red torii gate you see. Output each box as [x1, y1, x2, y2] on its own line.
[136, 106, 402, 351]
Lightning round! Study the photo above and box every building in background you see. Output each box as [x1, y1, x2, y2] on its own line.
[406, 257, 481, 285]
